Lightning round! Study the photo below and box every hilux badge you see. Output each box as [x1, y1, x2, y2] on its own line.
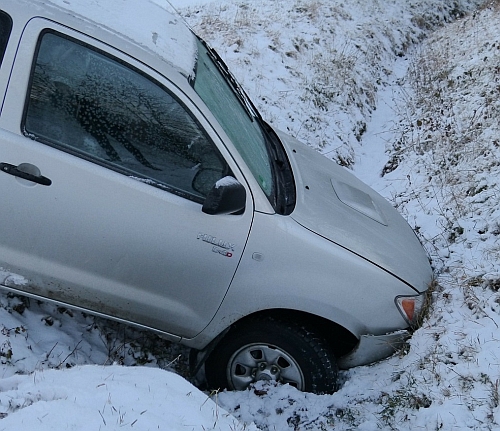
[197, 233, 235, 258]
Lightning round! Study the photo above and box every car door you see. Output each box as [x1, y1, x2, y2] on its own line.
[0, 19, 253, 340]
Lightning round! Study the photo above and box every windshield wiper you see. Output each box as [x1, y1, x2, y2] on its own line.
[260, 121, 296, 215]
[199, 39, 261, 122]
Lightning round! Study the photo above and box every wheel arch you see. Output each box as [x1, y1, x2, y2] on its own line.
[189, 308, 359, 378]
[236, 308, 359, 358]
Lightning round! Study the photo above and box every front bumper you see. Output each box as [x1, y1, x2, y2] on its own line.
[337, 330, 410, 369]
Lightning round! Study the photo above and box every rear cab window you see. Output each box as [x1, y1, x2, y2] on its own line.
[0, 10, 13, 67]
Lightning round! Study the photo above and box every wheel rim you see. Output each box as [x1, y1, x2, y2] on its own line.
[227, 343, 305, 391]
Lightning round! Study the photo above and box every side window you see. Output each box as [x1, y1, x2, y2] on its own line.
[24, 32, 229, 200]
[0, 11, 13, 67]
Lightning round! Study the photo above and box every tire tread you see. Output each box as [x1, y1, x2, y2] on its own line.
[205, 315, 338, 394]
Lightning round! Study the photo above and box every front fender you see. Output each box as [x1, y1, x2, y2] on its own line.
[184, 212, 414, 349]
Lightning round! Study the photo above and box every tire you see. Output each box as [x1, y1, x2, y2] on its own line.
[205, 316, 339, 394]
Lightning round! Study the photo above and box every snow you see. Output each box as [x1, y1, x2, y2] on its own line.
[214, 175, 240, 188]
[41, 0, 197, 77]
[0, 268, 28, 286]
[0, 296, 256, 430]
[0, 365, 256, 430]
[1, 0, 499, 430]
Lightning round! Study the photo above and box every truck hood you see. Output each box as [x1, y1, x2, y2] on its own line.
[277, 131, 432, 292]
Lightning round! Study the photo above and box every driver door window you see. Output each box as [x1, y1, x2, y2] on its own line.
[25, 31, 227, 200]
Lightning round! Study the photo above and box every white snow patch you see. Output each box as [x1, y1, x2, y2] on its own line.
[0, 268, 28, 286]
[0, 365, 258, 430]
[42, 0, 197, 77]
[215, 175, 240, 188]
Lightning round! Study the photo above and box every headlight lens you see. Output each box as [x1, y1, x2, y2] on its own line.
[395, 293, 428, 328]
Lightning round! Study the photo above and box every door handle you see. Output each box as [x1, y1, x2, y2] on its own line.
[0, 162, 52, 186]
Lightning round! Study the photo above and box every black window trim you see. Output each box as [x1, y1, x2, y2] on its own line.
[22, 28, 231, 204]
[0, 10, 13, 67]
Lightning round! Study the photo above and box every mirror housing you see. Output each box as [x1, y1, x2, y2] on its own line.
[202, 176, 246, 215]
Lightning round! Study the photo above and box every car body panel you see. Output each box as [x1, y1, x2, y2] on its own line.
[277, 131, 433, 292]
[0, 127, 253, 339]
[337, 330, 410, 369]
[185, 211, 419, 349]
[15, 0, 197, 78]
[0, 15, 254, 339]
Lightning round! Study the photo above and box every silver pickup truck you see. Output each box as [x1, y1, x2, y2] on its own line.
[0, 0, 432, 393]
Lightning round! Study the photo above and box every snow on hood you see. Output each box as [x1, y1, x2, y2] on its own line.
[44, 0, 197, 77]
[277, 131, 433, 292]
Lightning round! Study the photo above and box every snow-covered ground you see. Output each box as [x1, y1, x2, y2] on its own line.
[1, 0, 499, 429]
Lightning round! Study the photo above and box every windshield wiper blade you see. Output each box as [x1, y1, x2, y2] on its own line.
[200, 39, 261, 122]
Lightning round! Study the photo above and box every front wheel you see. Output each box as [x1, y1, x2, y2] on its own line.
[205, 316, 339, 394]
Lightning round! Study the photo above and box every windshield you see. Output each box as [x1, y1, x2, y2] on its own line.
[192, 39, 275, 200]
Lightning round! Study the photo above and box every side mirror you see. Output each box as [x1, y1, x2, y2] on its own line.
[202, 176, 246, 215]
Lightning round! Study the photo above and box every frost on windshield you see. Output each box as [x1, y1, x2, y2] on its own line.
[193, 40, 274, 199]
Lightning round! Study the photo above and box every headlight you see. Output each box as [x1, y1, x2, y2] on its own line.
[395, 293, 428, 328]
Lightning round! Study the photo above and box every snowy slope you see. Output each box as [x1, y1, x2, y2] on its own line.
[0, 0, 498, 430]
[175, 0, 485, 167]
[0, 365, 257, 430]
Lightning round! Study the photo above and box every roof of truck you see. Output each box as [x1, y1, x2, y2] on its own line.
[27, 0, 198, 77]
